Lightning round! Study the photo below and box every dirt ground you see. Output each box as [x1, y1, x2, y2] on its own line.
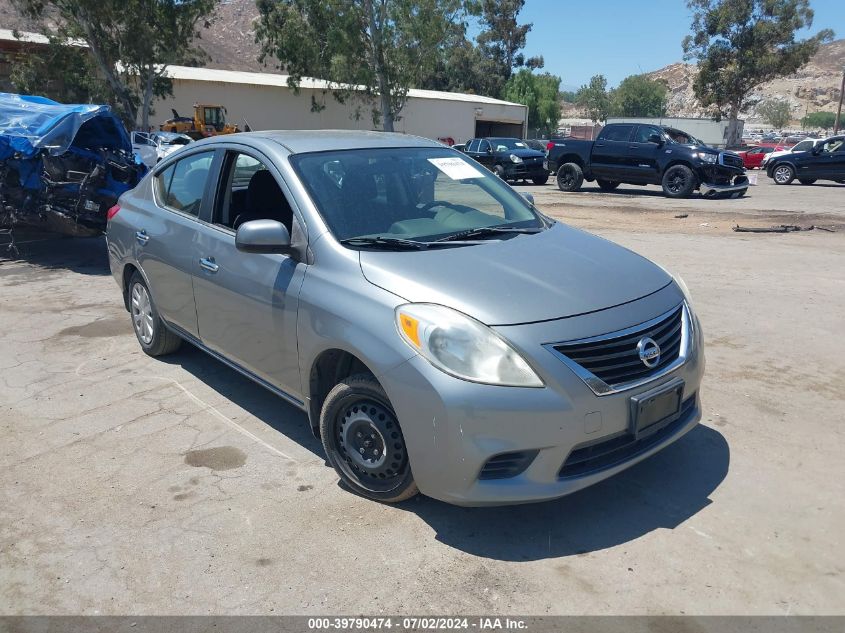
[1, 178, 843, 615]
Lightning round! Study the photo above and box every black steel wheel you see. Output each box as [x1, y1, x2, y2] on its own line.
[556, 162, 584, 192]
[320, 374, 418, 503]
[661, 164, 696, 198]
[596, 179, 620, 191]
[532, 174, 549, 185]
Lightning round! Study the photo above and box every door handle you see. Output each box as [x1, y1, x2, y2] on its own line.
[199, 257, 219, 273]
[135, 230, 149, 245]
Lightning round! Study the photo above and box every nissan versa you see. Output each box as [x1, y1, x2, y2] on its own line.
[106, 131, 704, 506]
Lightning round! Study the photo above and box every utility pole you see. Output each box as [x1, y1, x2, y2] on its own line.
[835, 67, 845, 135]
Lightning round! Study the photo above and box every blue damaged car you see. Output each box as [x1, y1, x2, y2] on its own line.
[0, 92, 146, 237]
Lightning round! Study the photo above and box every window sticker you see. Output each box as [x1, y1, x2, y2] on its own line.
[427, 157, 486, 180]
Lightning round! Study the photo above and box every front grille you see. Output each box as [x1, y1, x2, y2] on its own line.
[558, 394, 696, 478]
[552, 304, 684, 389]
[720, 152, 744, 169]
[478, 450, 538, 480]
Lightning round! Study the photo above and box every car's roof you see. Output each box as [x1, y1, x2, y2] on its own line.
[190, 129, 445, 154]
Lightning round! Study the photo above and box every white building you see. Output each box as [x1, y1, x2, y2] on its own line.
[0, 30, 528, 144]
[157, 65, 528, 145]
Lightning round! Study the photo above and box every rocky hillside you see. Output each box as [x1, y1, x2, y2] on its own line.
[647, 39, 844, 123]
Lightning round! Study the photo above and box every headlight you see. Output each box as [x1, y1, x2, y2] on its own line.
[697, 152, 718, 164]
[395, 303, 543, 387]
[510, 154, 523, 164]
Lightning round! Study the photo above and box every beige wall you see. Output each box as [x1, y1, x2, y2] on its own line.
[155, 79, 526, 144]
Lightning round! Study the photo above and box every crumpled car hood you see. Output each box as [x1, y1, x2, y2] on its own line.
[359, 223, 672, 325]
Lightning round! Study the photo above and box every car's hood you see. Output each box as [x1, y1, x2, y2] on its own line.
[358, 223, 672, 326]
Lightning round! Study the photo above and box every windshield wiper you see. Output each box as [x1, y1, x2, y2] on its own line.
[340, 236, 431, 250]
[434, 225, 543, 243]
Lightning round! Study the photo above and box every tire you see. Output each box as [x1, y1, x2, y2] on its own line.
[493, 165, 506, 179]
[320, 374, 419, 504]
[128, 272, 181, 357]
[798, 179, 816, 185]
[772, 164, 795, 185]
[661, 164, 697, 198]
[556, 162, 584, 192]
[596, 179, 620, 191]
[532, 175, 549, 185]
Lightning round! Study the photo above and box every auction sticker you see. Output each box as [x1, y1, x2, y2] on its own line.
[427, 157, 486, 180]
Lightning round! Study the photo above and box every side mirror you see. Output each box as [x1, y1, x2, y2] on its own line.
[235, 219, 293, 255]
[811, 145, 823, 155]
[486, 147, 493, 154]
[520, 192, 535, 205]
[648, 133, 664, 145]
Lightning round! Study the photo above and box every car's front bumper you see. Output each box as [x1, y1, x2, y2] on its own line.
[379, 285, 705, 506]
[503, 162, 548, 179]
[700, 174, 749, 196]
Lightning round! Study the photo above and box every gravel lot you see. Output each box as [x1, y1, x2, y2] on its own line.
[1, 178, 843, 615]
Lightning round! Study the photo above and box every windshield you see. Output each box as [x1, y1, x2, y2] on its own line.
[290, 147, 544, 243]
[488, 138, 528, 151]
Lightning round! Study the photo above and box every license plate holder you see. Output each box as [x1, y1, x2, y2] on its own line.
[629, 378, 684, 439]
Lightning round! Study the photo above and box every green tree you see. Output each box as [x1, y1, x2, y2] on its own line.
[576, 74, 610, 123]
[560, 90, 577, 103]
[256, 0, 463, 132]
[10, 35, 111, 105]
[683, 0, 834, 145]
[474, 0, 543, 97]
[11, 0, 216, 128]
[503, 69, 561, 136]
[801, 111, 837, 129]
[419, 0, 540, 98]
[609, 74, 668, 117]
[756, 99, 793, 129]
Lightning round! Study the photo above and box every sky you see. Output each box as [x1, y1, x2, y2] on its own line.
[503, 0, 845, 90]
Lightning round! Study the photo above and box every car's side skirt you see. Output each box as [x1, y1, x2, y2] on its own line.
[163, 321, 307, 411]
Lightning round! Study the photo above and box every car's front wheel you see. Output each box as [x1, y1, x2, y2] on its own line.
[320, 374, 418, 503]
[773, 164, 795, 185]
[661, 165, 697, 198]
[532, 174, 549, 185]
[128, 272, 181, 357]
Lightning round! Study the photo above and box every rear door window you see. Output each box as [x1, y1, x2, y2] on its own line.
[154, 151, 214, 216]
[600, 125, 635, 142]
[633, 125, 662, 144]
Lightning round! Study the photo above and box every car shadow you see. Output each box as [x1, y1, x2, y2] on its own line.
[395, 423, 729, 561]
[0, 231, 110, 276]
[159, 343, 324, 456]
[159, 342, 728, 561]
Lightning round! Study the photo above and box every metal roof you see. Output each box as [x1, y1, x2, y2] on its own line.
[162, 65, 526, 108]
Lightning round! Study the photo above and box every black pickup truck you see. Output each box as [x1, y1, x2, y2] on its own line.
[547, 123, 748, 198]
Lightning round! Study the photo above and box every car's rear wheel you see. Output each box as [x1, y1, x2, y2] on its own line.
[556, 163, 584, 192]
[798, 178, 816, 185]
[661, 165, 697, 198]
[128, 272, 181, 357]
[773, 164, 795, 185]
[320, 374, 418, 503]
[532, 175, 549, 185]
[597, 179, 620, 191]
